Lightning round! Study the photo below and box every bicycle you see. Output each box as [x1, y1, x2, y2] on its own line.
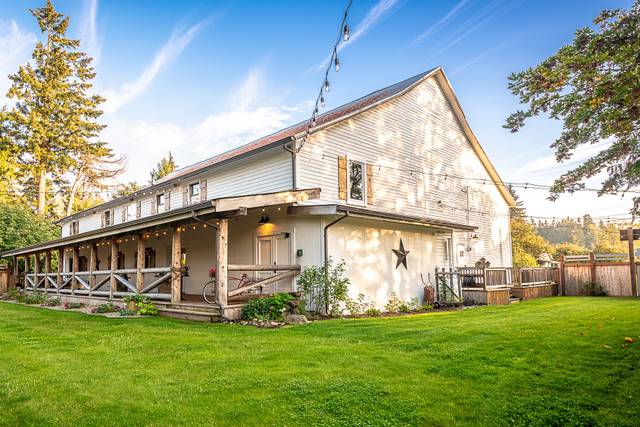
[201, 266, 263, 304]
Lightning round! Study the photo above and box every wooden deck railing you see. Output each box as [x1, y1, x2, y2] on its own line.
[449, 266, 559, 290]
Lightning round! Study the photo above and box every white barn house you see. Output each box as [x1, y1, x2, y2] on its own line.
[2, 68, 515, 320]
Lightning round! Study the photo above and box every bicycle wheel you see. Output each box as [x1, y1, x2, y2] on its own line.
[202, 279, 216, 304]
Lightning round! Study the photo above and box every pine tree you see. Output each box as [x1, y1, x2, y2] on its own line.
[1, 0, 108, 216]
[150, 152, 178, 184]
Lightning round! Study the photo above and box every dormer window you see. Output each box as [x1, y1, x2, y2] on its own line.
[189, 182, 200, 204]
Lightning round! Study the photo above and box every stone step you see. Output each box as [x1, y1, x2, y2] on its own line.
[157, 307, 221, 323]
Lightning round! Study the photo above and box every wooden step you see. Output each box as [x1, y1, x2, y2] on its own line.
[157, 307, 221, 323]
[509, 297, 521, 304]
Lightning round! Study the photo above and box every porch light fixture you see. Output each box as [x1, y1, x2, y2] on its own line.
[258, 214, 270, 224]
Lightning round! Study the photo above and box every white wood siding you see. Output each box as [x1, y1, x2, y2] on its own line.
[59, 148, 292, 236]
[297, 76, 512, 266]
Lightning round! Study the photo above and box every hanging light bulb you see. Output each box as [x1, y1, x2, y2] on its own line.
[334, 55, 340, 72]
[311, 114, 317, 127]
[324, 79, 330, 92]
[343, 23, 350, 42]
[320, 95, 325, 107]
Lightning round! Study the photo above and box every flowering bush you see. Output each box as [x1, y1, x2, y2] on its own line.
[241, 293, 294, 321]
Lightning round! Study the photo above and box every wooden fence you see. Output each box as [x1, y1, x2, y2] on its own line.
[560, 253, 638, 297]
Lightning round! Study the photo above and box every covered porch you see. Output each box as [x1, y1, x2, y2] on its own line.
[4, 189, 320, 320]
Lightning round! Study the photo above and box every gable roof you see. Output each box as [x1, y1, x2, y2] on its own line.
[62, 67, 513, 222]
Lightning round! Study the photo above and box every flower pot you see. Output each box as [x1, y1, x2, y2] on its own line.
[126, 301, 138, 312]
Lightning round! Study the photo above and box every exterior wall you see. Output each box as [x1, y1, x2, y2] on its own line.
[60, 147, 292, 238]
[297, 76, 512, 267]
[327, 216, 442, 308]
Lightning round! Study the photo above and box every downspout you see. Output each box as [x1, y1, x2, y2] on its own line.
[323, 211, 349, 271]
[283, 137, 298, 191]
[322, 211, 349, 315]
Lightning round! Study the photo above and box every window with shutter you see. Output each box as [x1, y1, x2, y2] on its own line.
[150, 197, 156, 215]
[338, 156, 347, 200]
[121, 206, 127, 222]
[165, 191, 171, 210]
[136, 201, 141, 218]
[182, 186, 189, 206]
[189, 182, 200, 204]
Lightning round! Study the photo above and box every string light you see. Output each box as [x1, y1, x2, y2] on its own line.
[334, 54, 340, 72]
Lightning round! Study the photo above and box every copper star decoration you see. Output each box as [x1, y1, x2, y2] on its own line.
[392, 239, 410, 269]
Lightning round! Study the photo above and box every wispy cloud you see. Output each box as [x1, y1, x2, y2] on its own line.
[412, 0, 471, 45]
[449, 39, 513, 76]
[79, 0, 101, 65]
[0, 20, 36, 103]
[422, 0, 514, 65]
[311, 0, 401, 72]
[103, 18, 211, 114]
[104, 66, 309, 183]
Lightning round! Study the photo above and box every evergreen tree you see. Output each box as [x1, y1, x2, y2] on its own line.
[149, 152, 178, 184]
[1, 0, 108, 216]
[505, 1, 640, 213]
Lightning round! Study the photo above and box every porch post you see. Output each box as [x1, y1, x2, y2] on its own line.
[171, 228, 182, 304]
[110, 240, 118, 298]
[24, 254, 30, 289]
[44, 250, 51, 292]
[215, 218, 228, 307]
[57, 248, 63, 294]
[136, 235, 145, 293]
[72, 246, 79, 295]
[89, 243, 97, 294]
[10, 255, 18, 290]
[34, 253, 40, 289]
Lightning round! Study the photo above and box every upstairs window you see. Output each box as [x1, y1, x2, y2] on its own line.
[156, 193, 165, 212]
[103, 210, 112, 227]
[69, 220, 79, 235]
[189, 182, 200, 205]
[349, 160, 365, 202]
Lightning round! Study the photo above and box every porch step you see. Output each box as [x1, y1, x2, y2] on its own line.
[509, 297, 521, 304]
[157, 307, 221, 323]
[162, 302, 221, 313]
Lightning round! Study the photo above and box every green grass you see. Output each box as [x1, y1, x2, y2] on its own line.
[0, 297, 638, 426]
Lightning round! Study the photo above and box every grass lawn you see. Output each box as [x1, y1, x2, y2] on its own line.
[0, 297, 638, 426]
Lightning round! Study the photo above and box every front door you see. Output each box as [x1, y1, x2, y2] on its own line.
[256, 234, 292, 293]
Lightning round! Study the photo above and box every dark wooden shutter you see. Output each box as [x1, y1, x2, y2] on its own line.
[100, 213, 105, 228]
[199, 180, 207, 201]
[121, 207, 126, 222]
[136, 201, 141, 218]
[165, 191, 171, 211]
[183, 186, 189, 206]
[366, 163, 374, 205]
[338, 156, 347, 200]
[150, 197, 156, 215]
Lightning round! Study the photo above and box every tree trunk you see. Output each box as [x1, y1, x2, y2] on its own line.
[37, 170, 46, 216]
[65, 165, 85, 217]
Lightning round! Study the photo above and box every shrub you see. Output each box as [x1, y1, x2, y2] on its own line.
[64, 302, 83, 310]
[43, 296, 61, 307]
[406, 297, 420, 312]
[296, 258, 349, 316]
[241, 293, 294, 321]
[137, 302, 158, 316]
[345, 293, 367, 317]
[23, 292, 48, 305]
[6, 288, 23, 301]
[364, 307, 381, 317]
[122, 294, 149, 304]
[384, 293, 402, 313]
[581, 281, 607, 296]
[119, 309, 137, 317]
[398, 303, 410, 313]
[421, 304, 433, 311]
[95, 301, 120, 313]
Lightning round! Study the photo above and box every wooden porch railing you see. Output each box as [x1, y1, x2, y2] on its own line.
[226, 264, 301, 298]
[452, 266, 559, 290]
[24, 266, 173, 301]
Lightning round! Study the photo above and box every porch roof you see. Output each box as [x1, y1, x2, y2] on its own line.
[1, 188, 320, 258]
[287, 204, 477, 231]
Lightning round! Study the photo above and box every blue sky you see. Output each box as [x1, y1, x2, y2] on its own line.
[0, 0, 633, 219]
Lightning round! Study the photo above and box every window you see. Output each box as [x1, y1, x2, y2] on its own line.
[349, 160, 365, 202]
[103, 210, 112, 227]
[189, 182, 200, 204]
[69, 220, 79, 235]
[126, 203, 136, 221]
[156, 193, 165, 212]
